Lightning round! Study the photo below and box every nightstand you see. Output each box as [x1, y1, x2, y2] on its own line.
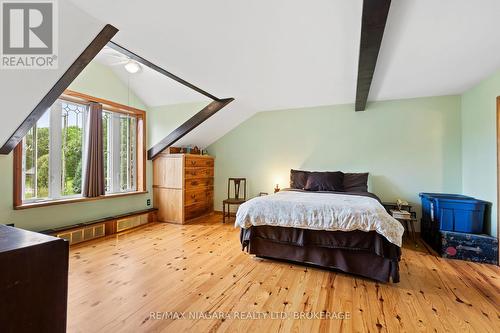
[382, 202, 414, 213]
[382, 202, 418, 245]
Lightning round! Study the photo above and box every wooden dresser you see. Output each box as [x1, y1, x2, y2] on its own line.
[153, 153, 214, 223]
[0, 225, 69, 333]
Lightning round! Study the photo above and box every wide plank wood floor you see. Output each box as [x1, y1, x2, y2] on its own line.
[67, 215, 500, 332]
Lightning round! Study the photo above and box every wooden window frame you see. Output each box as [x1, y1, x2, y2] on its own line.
[13, 89, 147, 210]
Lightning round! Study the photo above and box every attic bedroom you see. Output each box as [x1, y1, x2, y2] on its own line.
[0, 1, 499, 332]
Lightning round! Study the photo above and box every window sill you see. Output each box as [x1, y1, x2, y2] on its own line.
[14, 191, 149, 210]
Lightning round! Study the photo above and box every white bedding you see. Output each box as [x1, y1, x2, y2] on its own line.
[235, 190, 404, 247]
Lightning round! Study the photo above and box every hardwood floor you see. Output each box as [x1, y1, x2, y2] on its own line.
[67, 215, 500, 332]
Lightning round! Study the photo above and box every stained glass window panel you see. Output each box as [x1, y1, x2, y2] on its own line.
[61, 101, 86, 196]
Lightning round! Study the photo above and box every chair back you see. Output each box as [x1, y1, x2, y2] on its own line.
[227, 178, 246, 200]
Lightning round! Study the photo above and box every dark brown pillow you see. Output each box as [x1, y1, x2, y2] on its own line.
[343, 173, 369, 192]
[290, 169, 310, 189]
[304, 171, 344, 191]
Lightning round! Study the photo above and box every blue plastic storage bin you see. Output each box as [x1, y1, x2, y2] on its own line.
[433, 197, 487, 233]
[419, 193, 487, 235]
[420, 193, 469, 247]
[419, 193, 473, 226]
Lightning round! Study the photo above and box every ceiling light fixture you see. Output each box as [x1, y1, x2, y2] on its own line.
[124, 60, 141, 74]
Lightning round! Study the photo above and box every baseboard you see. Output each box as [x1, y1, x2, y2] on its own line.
[214, 210, 236, 217]
[156, 212, 217, 225]
[185, 212, 216, 224]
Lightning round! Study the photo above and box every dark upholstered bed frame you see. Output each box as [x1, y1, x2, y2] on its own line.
[240, 225, 401, 283]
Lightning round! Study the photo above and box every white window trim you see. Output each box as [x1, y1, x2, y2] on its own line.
[82, 106, 90, 191]
[49, 101, 62, 199]
[111, 113, 121, 193]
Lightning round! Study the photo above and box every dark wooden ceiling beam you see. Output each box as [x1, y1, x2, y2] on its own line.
[148, 98, 234, 160]
[355, 0, 391, 111]
[0, 24, 118, 154]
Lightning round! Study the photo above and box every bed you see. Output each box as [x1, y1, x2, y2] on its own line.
[235, 186, 404, 283]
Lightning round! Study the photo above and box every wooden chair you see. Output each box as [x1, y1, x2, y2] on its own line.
[222, 178, 247, 223]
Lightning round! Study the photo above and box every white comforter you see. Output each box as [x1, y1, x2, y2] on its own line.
[235, 191, 404, 247]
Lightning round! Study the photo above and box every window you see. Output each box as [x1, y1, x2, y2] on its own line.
[102, 111, 137, 194]
[22, 100, 86, 201]
[22, 110, 51, 200]
[14, 90, 146, 208]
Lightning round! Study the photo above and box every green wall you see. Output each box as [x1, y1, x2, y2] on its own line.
[0, 62, 152, 231]
[461, 70, 500, 237]
[148, 102, 208, 147]
[69, 62, 147, 110]
[208, 96, 463, 231]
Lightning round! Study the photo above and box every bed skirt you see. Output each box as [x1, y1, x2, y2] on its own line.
[240, 226, 401, 283]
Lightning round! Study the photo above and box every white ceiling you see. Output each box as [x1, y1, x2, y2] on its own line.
[69, 0, 500, 148]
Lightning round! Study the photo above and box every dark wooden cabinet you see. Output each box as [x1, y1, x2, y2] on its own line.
[0, 225, 69, 333]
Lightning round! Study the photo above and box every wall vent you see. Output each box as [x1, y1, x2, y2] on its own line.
[116, 214, 149, 233]
[55, 223, 106, 245]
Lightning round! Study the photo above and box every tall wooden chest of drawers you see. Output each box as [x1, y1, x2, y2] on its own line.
[153, 153, 214, 224]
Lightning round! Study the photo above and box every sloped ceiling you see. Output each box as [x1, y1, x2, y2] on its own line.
[93, 47, 211, 107]
[0, 1, 106, 149]
[70, 1, 500, 147]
